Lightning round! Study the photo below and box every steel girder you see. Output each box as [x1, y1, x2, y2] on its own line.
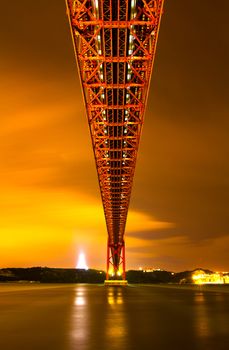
[66, 0, 164, 279]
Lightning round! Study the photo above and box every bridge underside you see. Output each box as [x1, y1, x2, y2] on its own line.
[66, 0, 164, 279]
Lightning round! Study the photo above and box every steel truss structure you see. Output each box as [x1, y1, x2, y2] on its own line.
[66, 0, 164, 280]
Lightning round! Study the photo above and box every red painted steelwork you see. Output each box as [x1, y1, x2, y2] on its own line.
[66, 0, 164, 279]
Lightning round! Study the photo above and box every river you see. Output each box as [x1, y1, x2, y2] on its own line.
[0, 283, 229, 350]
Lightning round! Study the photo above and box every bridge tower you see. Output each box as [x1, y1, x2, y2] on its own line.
[66, 0, 164, 281]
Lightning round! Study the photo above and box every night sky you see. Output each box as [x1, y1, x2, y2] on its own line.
[0, 1, 228, 271]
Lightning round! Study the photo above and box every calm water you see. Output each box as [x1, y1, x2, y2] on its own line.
[0, 283, 229, 350]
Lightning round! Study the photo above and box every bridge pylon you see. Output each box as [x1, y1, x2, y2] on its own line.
[106, 240, 126, 280]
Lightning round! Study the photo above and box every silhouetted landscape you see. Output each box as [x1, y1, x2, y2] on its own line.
[0, 267, 213, 284]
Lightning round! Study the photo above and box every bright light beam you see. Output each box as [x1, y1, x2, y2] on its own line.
[76, 252, 88, 270]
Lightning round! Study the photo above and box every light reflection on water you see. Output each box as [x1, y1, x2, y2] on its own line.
[67, 285, 229, 350]
[69, 286, 127, 350]
[0, 284, 229, 350]
[105, 287, 127, 344]
[193, 290, 229, 342]
[107, 288, 123, 305]
[70, 286, 89, 349]
[193, 292, 210, 338]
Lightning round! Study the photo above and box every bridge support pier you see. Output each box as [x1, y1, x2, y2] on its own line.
[106, 240, 127, 283]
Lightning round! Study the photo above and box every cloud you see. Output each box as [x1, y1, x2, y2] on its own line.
[126, 211, 175, 233]
[127, 228, 179, 241]
[1, 0, 229, 271]
[126, 233, 229, 272]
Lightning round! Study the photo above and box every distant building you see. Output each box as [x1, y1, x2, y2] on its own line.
[192, 269, 229, 284]
[139, 267, 164, 273]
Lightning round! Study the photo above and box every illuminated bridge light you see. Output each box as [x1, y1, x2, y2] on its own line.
[66, 0, 164, 281]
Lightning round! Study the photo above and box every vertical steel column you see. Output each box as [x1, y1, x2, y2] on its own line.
[106, 239, 126, 279]
[122, 241, 126, 280]
[106, 240, 110, 280]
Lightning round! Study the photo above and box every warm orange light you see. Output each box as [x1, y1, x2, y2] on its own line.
[76, 252, 88, 270]
[108, 268, 114, 277]
[192, 270, 229, 285]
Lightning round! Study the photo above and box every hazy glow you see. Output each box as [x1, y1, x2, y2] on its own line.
[108, 268, 115, 277]
[76, 252, 88, 270]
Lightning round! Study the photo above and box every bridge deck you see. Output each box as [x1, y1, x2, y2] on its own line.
[66, 0, 164, 278]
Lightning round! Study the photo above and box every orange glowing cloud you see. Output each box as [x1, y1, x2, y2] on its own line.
[0, 64, 177, 269]
[1, 0, 229, 272]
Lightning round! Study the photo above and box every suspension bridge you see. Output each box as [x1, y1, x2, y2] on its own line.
[66, 0, 164, 283]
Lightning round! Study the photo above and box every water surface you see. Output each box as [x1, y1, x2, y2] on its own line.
[0, 283, 229, 350]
